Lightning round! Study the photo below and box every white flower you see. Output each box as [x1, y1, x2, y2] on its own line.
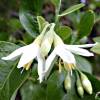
[44, 33, 96, 79]
[2, 24, 50, 83]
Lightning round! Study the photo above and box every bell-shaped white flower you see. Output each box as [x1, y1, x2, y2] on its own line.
[45, 33, 96, 79]
[2, 24, 50, 83]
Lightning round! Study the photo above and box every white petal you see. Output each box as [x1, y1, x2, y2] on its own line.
[55, 45, 76, 64]
[65, 45, 94, 56]
[37, 55, 45, 83]
[17, 44, 39, 68]
[2, 46, 25, 60]
[45, 51, 56, 79]
[65, 43, 96, 48]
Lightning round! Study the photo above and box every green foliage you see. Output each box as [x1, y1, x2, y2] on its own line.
[19, 11, 38, 38]
[91, 43, 100, 54]
[8, 19, 22, 32]
[58, 3, 85, 17]
[77, 10, 95, 40]
[0, 32, 9, 41]
[0, 41, 29, 100]
[19, 0, 44, 37]
[20, 0, 43, 15]
[75, 55, 92, 74]
[56, 26, 72, 41]
[20, 81, 46, 100]
[20, 70, 100, 100]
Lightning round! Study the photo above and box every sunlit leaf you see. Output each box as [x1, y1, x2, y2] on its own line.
[59, 3, 85, 17]
[19, 11, 38, 37]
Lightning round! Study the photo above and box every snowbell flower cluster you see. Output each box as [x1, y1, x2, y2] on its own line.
[1, 20, 96, 95]
[1, 23, 50, 83]
[41, 23, 96, 96]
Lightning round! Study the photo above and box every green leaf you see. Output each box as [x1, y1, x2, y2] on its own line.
[78, 10, 95, 39]
[21, 69, 100, 100]
[93, 36, 100, 43]
[20, 80, 46, 100]
[21, 70, 66, 100]
[19, 11, 38, 37]
[37, 16, 49, 32]
[91, 43, 100, 54]
[47, 71, 66, 100]
[56, 26, 72, 41]
[58, 3, 85, 17]
[0, 41, 29, 100]
[75, 55, 92, 74]
[19, 0, 43, 37]
[20, 0, 43, 15]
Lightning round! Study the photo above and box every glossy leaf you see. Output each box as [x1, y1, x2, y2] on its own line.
[75, 55, 92, 74]
[19, 0, 43, 37]
[78, 10, 95, 39]
[56, 26, 72, 41]
[19, 11, 38, 37]
[91, 43, 100, 54]
[58, 3, 85, 17]
[0, 41, 29, 100]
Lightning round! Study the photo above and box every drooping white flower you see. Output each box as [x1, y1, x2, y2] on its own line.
[2, 24, 50, 83]
[44, 32, 96, 79]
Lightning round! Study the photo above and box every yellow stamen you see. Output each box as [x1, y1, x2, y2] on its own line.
[58, 59, 62, 73]
[64, 63, 75, 71]
[24, 60, 33, 70]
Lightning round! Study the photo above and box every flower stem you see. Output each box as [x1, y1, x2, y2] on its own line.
[55, 0, 61, 24]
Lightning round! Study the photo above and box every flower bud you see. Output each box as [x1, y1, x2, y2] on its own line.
[80, 73, 93, 94]
[64, 73, 71, 91]
[40, 23, 55, 57]
[34, 24, 50, 45]
[76, 77, 84, 98]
